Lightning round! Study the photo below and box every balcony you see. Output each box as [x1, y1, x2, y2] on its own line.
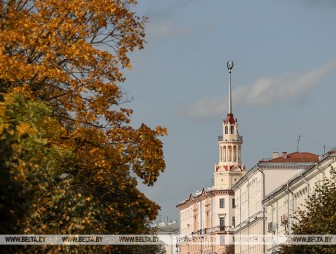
[190, 226, 233, 236]
[218, 136, 243, 142]
[208, 226, 233, 234]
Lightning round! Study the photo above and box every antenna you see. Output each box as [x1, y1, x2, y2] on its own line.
[227, 61, 234, 114]
[323, 145, 326, 155]
[297, 135, 301, 152]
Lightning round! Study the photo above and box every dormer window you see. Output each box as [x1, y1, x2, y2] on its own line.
[231, 126, 234, 134]
[225, 126, 228, 134]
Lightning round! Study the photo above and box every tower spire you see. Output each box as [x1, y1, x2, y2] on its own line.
[213, 60, 244, 190]
[227, 61, 234, 114]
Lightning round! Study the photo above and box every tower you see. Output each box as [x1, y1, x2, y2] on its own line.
[214, 61, 245, 190]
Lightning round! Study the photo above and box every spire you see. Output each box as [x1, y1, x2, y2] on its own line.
[214, 60, 244, 190]
[227, 61, 234, 114]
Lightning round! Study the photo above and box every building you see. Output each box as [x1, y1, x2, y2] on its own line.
[176, 61, 247, 254]
[176, 61, 334, 254]
[157, 221, 180, 254]
[232, 151, 319, 254]
[262, 148, 336, 253]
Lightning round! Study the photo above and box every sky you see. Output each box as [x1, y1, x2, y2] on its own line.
[122, 0, 336, 222]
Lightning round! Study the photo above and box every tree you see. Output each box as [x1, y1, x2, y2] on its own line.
[0, 92, 88, 253]
[0, 0, 146, 128]
[0, 93, 166, 253]
[0, 0, 167, 253]
[277, 168, 336, 254]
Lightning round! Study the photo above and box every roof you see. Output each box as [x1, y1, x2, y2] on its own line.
[216, 165, 244, 172]
[176, 187, 234, 208]
[263, 150, 336, 203]
[224, 113, 236, 124]
[259, 152, 319, 163]
[157, 222, 179, 233]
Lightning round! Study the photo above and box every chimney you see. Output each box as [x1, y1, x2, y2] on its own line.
[282, 152, 288, 159]
[272, 152, 279, 159]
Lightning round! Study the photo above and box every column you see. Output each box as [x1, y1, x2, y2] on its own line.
[220, 147, 222, 162]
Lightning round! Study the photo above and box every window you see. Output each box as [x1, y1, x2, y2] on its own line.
[231, 126, 234, 134]
[219, 198, 225, 208]
[232, 216, 235, 227]
[219, 217, 225, 231]
[232, 198, 235, 208]
[220, 236, 225, 246]
[220, 217, 225, 226]
[225, 126, 228, 134]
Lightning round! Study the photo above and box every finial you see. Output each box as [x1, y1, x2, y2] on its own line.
[227, 61, 234, 114]
[227, 61, 234, 72]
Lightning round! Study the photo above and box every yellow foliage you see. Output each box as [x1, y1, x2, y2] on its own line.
[0, 1, 166, 248]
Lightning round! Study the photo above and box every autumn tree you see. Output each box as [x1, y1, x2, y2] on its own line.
[0, 0, 167, 253]
[0, 92, 87, 253]
[0, 93, 167, 253]
[277, 168, 336, 254]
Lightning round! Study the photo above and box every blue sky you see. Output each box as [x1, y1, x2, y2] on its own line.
[123, 0, 336, 222]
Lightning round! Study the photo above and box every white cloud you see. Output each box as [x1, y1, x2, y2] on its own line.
[234, 60, 336, 107]
[180, 60, 336, 118]
[180, 96, 228, 119]
[148, 21, 190, 40]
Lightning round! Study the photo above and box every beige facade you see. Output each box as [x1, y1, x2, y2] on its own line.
[262, 149, 336, 254]
[233, 152, 319, 254]
[177, 188, 236, 254]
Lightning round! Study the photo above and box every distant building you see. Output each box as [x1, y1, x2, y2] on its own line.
[177, 61, 247, 254]
[233, 151, 319, 254]
[262, 148, 336, 253]
[157, 221, 179, 254]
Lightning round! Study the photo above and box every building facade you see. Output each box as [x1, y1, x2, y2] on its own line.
[233, 151, 319, 254]
[177, 61, 247, 254]
[262, 148, 336, 253]
[176, 62, 334, 254]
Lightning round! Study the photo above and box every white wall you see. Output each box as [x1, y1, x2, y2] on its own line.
[263, 154, 336, 254]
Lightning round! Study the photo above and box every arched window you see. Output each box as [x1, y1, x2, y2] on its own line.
[231, 126, 234, 134]
[225, 126, 228, 134]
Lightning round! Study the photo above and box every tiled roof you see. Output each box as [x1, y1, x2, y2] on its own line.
[224, 113, 236, 124]
[260, 152, 319, 163]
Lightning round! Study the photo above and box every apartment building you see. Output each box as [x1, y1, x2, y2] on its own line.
[232, 151, 318, 254]
[262, 148, 336, 253]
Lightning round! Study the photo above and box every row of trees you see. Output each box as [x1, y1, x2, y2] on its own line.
[0, 0, 166, 253]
